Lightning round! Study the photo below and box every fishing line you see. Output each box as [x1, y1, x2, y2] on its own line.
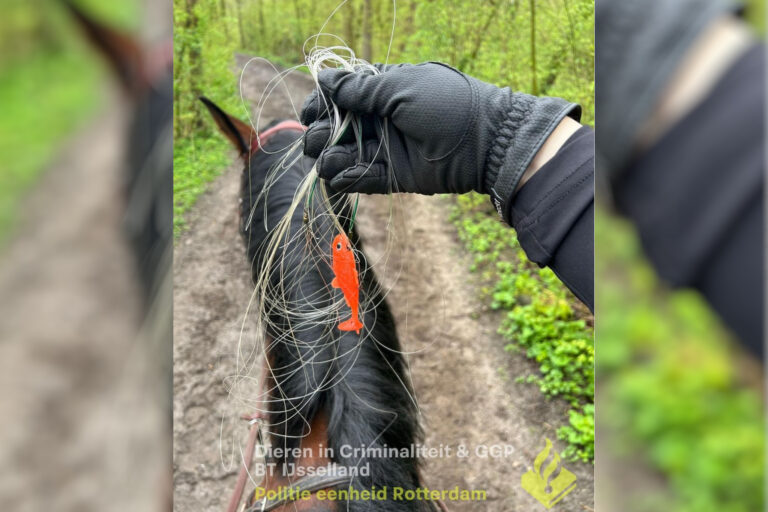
[221, 0, 450, 480]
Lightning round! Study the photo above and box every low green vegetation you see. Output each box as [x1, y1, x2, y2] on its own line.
[597, 210, 764, 511]
[173, 135, 232, 236]
[0, 52, 99, 244]
[173, 0, 244, 237]
[452, 193, 594, 462]
[0, 0, 138, 245]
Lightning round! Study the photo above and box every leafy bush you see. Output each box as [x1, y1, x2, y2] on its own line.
[173, 134, 232, 237]
[173, 0, 245, 236]
[597, 210, 764, 511]
[0, 0, 137, 243]
[453, 193, 594, 462]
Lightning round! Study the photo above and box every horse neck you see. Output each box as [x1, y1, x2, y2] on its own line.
[261, 280, 427, 510]
[245, 154, 427, 510]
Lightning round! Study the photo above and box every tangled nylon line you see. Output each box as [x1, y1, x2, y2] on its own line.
[228, 40, 400, 441]
[218, 1, 449, 488]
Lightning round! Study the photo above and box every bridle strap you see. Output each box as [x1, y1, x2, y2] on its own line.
[433, 497, 449, 511]
[226, 355, 270, 512]
[225, 414, 264, 512]
[225, 355, 450, 512]
[244, 469, 352, 512]
[250, 120, 306, 156]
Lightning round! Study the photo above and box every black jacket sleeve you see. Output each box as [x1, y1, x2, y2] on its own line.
[510, 126, 595, 311]
[497, 45, 764, 357]
[612, 44, 764, 356]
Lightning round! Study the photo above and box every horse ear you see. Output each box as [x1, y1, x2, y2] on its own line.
[199, 96, 256, 157]
[62, 0, 146, 93]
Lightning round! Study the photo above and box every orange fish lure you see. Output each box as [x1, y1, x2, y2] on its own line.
[331, 232, 363, 334]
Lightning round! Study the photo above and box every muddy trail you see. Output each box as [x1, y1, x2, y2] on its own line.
[0, 94, 167, 511]
[173, 56, 594, 511]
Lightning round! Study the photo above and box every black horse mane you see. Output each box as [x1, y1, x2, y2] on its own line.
[240, 122, 429, 511]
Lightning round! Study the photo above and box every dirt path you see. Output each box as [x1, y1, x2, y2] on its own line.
[173, 57, 594, 511]
[0, 95, 167, 512]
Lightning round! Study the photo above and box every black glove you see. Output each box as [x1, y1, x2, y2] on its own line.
[301, 62, 579, 223]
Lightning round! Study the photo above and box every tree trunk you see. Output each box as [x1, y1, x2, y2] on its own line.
[362, 0, 372, 62]
[235, 0, 246, 49]
[463, 0, 499, 73]
[529, 0, 538, 95]
[561, 0, 578, 73]
[292, 0, 303, 44]
[219, 0, 230, 39]
[185, 0, 204, 135]
[397, 0, 417, 56]
[345, 1, 357, 51]
[258, 0, 266, 50]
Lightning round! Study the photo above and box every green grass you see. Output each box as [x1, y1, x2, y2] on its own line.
[173, 132, 233, 238]
[452, 192, 594, 462]
[0, 51, 101, 245]
[0, 0, 141, 246]
[597, 209, 764, 511]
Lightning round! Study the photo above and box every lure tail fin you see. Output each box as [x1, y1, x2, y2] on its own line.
[338, 317, 363, 335]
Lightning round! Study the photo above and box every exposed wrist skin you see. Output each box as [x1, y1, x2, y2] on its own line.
[515, 116, 583, 193]
[636, 16, 754, 149]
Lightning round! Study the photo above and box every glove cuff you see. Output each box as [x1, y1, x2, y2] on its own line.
[485, 94, 581, 223]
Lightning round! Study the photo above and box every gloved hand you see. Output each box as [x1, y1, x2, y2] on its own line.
[301, 62, 579, 222]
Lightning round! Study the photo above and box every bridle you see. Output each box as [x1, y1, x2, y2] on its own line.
[223, 350, 449, 512]
[230, 122, 339, 512]
[225, 409, 355, 512]
[225, 353, 355, 512]
[224, 365, 449, 512]
[248, 120, 307, 157]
